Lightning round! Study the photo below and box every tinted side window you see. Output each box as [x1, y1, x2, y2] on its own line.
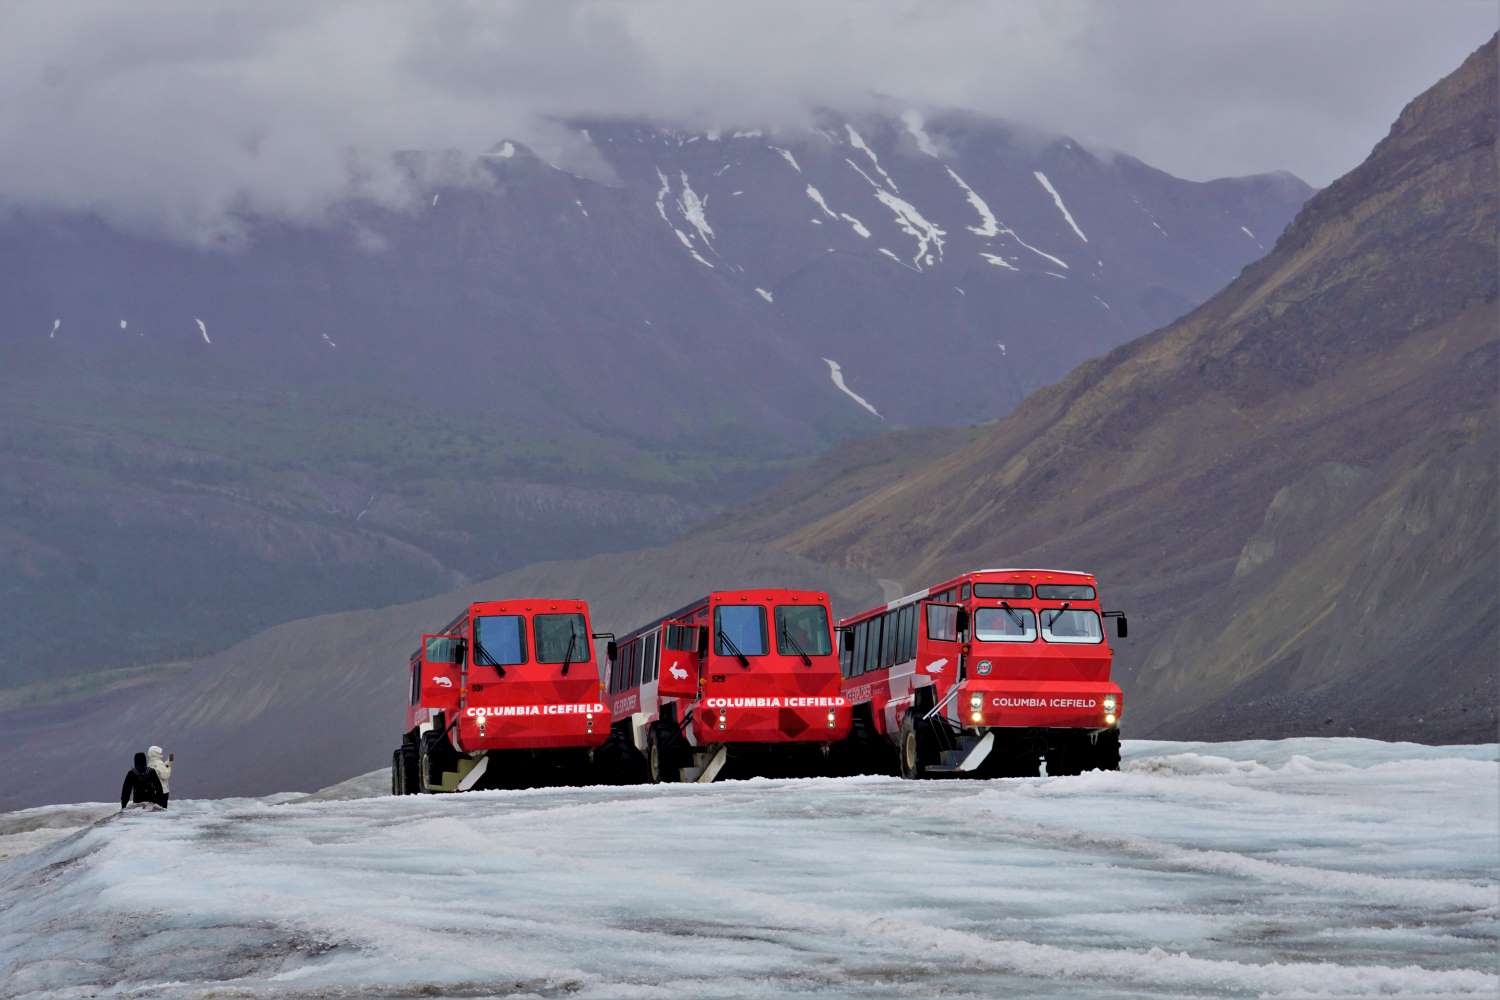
[853, 622, 869, 676]
[646, 633, 659, 682]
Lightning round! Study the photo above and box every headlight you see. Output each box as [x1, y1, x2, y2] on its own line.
[969, 693, 983, 711]
[1103, 695, 1118, 712]
[826, 709, 836, 728]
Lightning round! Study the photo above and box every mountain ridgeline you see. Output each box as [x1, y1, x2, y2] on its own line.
[0, 110, 1309, 689]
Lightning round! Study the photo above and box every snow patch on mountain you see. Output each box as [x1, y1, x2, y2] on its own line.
[1034, 171, 1089, 242]
[771, 146, 801, 173]
[822, 358, 883, 418]
[871, 189, 945, 269]
[675, 172, 714, 248]
[1240, 225, 1264, 249]
[806, 185, 837, 218]
[845, 124, 898, 191]
[48, 319, 59, 339]
[194, 318, 211, 344]
[945, 167, 1001, 237]
[755, 288, 774, 303]
[981, 252, 1018, 271]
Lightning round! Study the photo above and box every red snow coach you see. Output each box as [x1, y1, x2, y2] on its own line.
[392, 598, 610, 793]
[836, 569, 1127, 779]
[598, 589, 852, 783]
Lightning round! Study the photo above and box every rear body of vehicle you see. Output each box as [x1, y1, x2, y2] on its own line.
[601, 589, 852, 783]
[837, 569, 1127, 779]
[393, 598, 609, 793]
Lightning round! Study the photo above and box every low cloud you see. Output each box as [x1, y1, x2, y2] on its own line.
[0, 0, 1491, 242]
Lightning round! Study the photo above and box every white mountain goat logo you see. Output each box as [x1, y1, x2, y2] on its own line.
[924, 658, 949, 674]
[432, 676, 453, 688]
[669, 663, 689, 680]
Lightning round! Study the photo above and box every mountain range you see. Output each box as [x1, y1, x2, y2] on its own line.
[0, 109, 1310, 689]
[11, 31, 1495, 809]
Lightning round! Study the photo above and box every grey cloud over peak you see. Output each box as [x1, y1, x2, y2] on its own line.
[1, 1, 1492, 242]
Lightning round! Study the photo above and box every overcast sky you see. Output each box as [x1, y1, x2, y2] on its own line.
[1, 1, 1493, 241]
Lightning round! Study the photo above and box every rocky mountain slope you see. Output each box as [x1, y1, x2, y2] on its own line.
[0, 111, 1309, 688]
[774, 36, 1499, 744]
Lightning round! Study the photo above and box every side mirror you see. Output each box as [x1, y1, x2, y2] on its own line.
[1115, 616, 1128, 639]
[605, 640, 618, 662]
[696, 627, 710, 656]
[453, 638, 468, 665]
[955, 608, 970, 634]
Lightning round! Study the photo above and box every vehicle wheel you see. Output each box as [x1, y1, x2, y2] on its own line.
[419, 732, 441, 792]
[598, 730, 649, 785]
[898, 711, 929, 780]
[1088, 730, 1121, 772]
[646, 723, 677, 784]
[391, 749, 403, 795]
[398, 742, 421, 794]
[1045, 736, 1082, 777]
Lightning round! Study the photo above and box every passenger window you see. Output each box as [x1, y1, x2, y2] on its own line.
[880, 611, 898, 667]
[410, 662, 420, 705]
[961, 583, 971, 600]
[899, 604, 916, 661]
[864, 617, 883, 673]
[646, 633, 659, 682]
[853, 622, 869, 676]
[926, 604, 959, 643]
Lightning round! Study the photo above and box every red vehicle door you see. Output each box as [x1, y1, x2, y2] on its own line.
[656, 622, 702, 699]
[918, 602, 964, 690]
[420, 633, 463, 715]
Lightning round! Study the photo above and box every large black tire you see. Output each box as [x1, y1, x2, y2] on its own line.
[398, 742, 421, 794]
[596, 731, 650, 785]
[898, 711, 930, 780]
[647, 721, 686, 784]
[1045, 734, 1083, 777]
[391, 749, 403, 795]
[1088, 730, 1122, 772]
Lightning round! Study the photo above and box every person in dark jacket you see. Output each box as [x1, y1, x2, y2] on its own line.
[121, 751, 165, 809]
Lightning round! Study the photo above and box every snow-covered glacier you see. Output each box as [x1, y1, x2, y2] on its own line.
[2, 739, 1495, 998]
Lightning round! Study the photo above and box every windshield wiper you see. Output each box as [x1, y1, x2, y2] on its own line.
[999, 601, 1027, 630]
[717, 629, 751, 668]
[559, 632, 577, 676]
[1045, 602, 1072, 631]
[474, 638, 506, 678]
[781, 626, 812, 666]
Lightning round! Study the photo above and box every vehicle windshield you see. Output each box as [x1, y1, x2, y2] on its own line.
[974, 607, 1037, 642]
[715, 605, 768, 657]
[1041, 608, 1104, 644]
[775, 605, 832, 656]
[535, 613, 589, 663]
[474, 615, 527, 665]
